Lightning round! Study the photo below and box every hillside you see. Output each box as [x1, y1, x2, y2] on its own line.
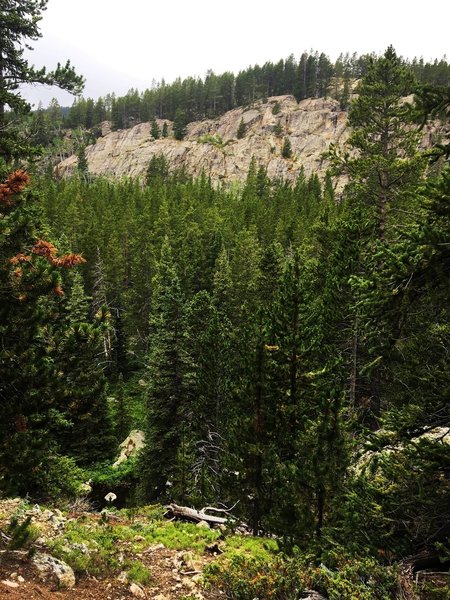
[55, 95, 348, 184]
[2, 11, 450, 598]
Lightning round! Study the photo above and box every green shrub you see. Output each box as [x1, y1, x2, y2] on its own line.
[204, 553, 304, 600]
[125, 559, 152, 585]
[272, 101, 281, 115]
[7, 515, 40, 549]
[303, 555, 398, 600]
[282, 136, 293, 158]
[205, 544, 399, 600]
[197, 133, 223, 148]
[274, 121, 283, 137]
[29, 453, 85, 502]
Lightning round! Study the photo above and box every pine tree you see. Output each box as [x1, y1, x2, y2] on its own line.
[0, 170, 106, 497]
[0, 1, 84, 159]
[139, 237, 192, 501]
[146, 153, 169, 184]
[57, 310, 115, 465]
[185, 291, 232, 503]
[236, 117, 246, 139]
[282, 137, 292, 158]
[173, 108, 188, 140]
[328, 46, 426, 420]
[273, 120, 283, 137]
[162, 121, 169, 137]
[77, 145, 88, 176]
[150, 117, 160, 139]
[272, 101, 281, 115]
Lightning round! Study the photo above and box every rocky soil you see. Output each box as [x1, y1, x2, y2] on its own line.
[0, 499, 222, 600]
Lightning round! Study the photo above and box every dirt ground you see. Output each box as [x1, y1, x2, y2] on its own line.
[0, 547, 223, 600]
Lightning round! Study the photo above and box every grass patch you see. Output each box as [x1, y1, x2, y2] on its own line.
[47, 506, 221, 576]
[197, 133, 224, 148]
[124, 559, 152, 585]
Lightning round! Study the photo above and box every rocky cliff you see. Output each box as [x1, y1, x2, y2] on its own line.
[55, 95, 349, 184]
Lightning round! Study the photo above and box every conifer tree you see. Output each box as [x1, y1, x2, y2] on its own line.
[150, 117, 160, 139]
[236, 117, 246, 139]
[173, 108, 188, 140]
[139, 237, 192, 501]
[273, 120, 283, 137]
[146, 153, 169, 184]
[185, 291, 232, 502]
[57, 309, 115, 465]
[0, 1, 84, 159]
[0, 170, 107, 497]
[282, 136, 292, 158]
[77, 145, 88, 176]
[328, 46, 426, 420]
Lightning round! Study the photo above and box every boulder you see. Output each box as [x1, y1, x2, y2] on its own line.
[130, 582, 146, 598]
[32, 552, 76, 588]
[113, 430, 146, 468]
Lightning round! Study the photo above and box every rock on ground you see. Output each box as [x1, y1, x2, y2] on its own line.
[32, 553, 76, 588]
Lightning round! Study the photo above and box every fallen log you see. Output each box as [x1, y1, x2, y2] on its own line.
[165, 503, 230, 526]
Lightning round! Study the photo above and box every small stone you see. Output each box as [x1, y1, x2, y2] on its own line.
[148, 543, 165, 551]
[129, 583, 145, 598]
[117, 571, 128, 583]
[9, 573, 17, 580]
[196, 520, 210, 528]
[182, 578, 196, 590]
[2, 580, 20, 588]
[17, 576, 25, 583]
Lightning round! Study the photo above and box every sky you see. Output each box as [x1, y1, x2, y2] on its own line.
[20, 0, 450, 108]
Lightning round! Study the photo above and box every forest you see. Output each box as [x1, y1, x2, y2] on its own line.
[0, 2, 449, 598]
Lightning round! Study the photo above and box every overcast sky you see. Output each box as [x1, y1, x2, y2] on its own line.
[20, 0, 450, 108]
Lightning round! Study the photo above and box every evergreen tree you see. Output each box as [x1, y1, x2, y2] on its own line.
[77, 145, 88, 176]
[0, 0, 84, 159]
[328, 46, 426, 420]
[272, 101, 281, 115]
[57, 309, 116, 465]
[236, 117, 246, 139]
[162, 121, 169, 137]
[185, 291, 232, 503]
[146, 153, 169, 184]
[150, 117, 160, 139]
[139, 237, 191, 501]
[173, 108, 188, 140]
[31, 103, 51, 146]
[273, 120, 283, 137]
[282, 136, 292, 158]
[339, 73, 351, 110]
[0, 170, 107, 497]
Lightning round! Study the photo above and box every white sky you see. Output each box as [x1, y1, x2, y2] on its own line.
[21, 0, 450, 108]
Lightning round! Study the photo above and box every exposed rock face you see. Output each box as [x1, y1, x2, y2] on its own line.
[113, 429, 145, 468]
[55, 95, 348, 184]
